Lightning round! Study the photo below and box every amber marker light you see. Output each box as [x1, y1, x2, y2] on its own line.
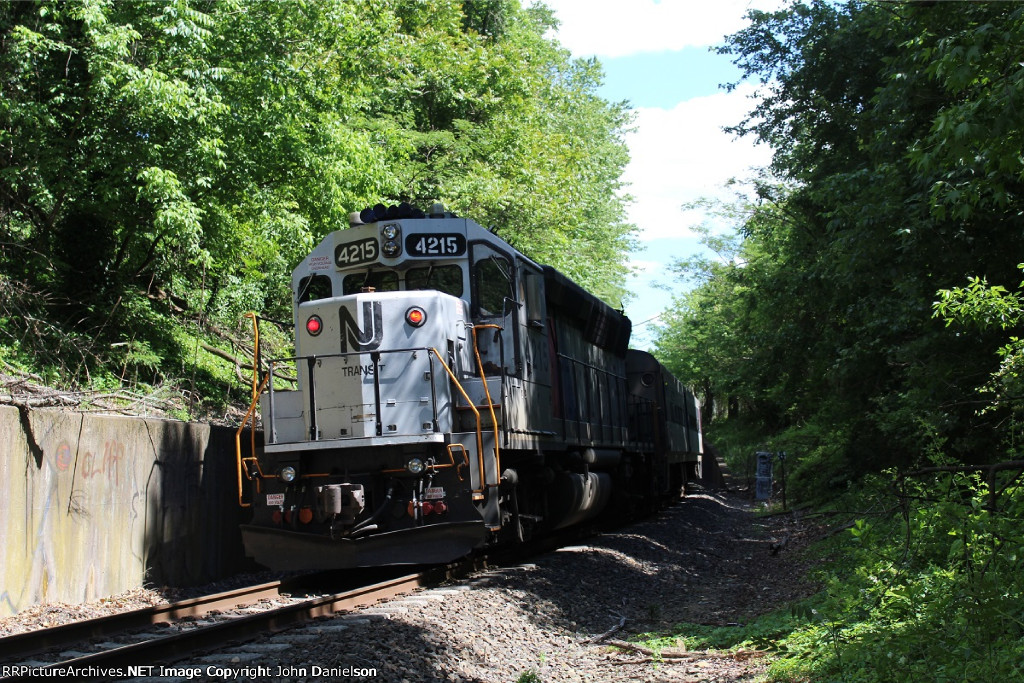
[406, 306, 427, 327]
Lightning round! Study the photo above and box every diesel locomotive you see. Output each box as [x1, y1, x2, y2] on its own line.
[236, 203, 702, 570]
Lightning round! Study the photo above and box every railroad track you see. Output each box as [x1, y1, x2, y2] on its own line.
[0, 512, 652, 681]
[0, 566, 453, 681]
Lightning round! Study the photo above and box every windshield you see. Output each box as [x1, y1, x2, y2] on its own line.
[406, 265, 464, 297]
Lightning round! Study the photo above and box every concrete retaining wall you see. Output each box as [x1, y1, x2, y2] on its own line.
[0, 406, 255, 617]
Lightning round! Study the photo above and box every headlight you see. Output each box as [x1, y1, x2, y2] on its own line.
[406, 458, 425, 475]
[381, 224, 401, 257]
[279, 466, 297, 482]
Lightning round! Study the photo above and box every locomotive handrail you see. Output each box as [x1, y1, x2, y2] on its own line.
[429, 347, 487, 499]
[371, 351, 383, 437]
[244, 311, 261, 402]
[267, 346, 450, 361]
[553, 353, 628, 380]
[234, 372, 271, 508]
[472, 324, 502, 489]
[447, 443, 470, 481]
[306, 355, 319, 440]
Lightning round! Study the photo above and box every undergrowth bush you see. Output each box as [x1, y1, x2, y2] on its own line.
[781, 471, 1024, 681]
[641, 470, 1024, 681]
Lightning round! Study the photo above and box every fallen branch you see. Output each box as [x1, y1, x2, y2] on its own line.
[0, 394, 80, 408]
[604, 640, 766, 662]
[587, 614, 627, 643]
[0, 360, 43, 383]
[201, 342, 254, 370]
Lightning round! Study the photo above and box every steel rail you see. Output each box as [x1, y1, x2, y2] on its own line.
[0, 571, 438, 681]
[0, 499, 681, 681]
[0, 578, 298, 663]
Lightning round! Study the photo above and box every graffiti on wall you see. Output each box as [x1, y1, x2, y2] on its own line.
[1, 408, 237, 619]
[77, 440, 124, 485]
[7, 428, 141, 618]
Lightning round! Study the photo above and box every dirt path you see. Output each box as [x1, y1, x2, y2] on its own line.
[569, 485, 820, 682]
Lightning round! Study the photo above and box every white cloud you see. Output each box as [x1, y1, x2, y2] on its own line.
[537, 0, 782, 343]
[541, 0, 787, 58]
[622, 83, 772, 241]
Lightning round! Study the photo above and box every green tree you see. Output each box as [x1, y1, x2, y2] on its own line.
[654, 0, 1024, 494]
[359, 1, 635, 305]
[0, 0, 636, 405]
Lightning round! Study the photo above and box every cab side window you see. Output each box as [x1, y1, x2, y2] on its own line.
[406, 265, 464, 297]
[473, 253, 513, 318]
[297, 274, 333, 303]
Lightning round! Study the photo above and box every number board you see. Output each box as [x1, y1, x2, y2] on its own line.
[334, 238, 378, 268]
[406, 233, 467, 258]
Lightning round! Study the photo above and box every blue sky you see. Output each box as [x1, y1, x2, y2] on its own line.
[598, 47, 744, 108]
[541, 0, 780, 348]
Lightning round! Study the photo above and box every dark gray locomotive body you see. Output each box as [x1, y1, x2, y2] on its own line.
[237, 204, 702, 569]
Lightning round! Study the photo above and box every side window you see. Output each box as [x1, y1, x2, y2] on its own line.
[406, 265, 464, 297]
[342, 271, 399, 295]
[297, 274, 333, 303]
[473, 252, 513, 317]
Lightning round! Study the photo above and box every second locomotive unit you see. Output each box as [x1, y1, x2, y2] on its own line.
[237, 203, 701, 569]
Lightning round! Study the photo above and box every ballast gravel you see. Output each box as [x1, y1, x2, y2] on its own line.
[0, 487, 814, 682]
[188, 488, 815, 683]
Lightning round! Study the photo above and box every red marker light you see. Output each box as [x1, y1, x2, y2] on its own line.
[406, 307, 426, 327]
[306, 315, 323, 336]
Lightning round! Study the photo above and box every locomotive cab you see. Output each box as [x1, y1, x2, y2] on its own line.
[242, 205, 539, 568]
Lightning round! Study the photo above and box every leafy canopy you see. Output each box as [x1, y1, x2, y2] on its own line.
[654, 0, 1024, 494]
[0, 0, 634, 408]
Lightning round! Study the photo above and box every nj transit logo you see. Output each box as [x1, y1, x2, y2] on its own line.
[340, 301, 383, 352]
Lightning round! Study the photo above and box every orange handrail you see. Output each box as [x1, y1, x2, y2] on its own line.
[447, 443, 470, 481]
[234, 312, 266, 508]
[244, 312, 260, 402]
[234, 372, 270, 507]
[429, 348, 487, 498]
[472, 324, 502, 488]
